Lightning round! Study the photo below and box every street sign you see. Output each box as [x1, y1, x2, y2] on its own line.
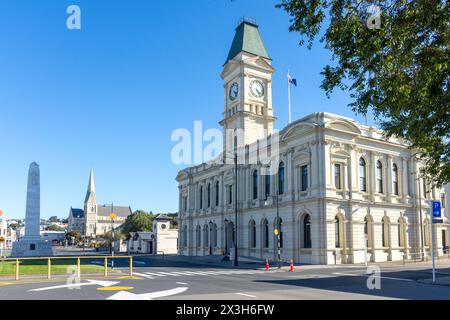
[109, 213, 117, 221]
[433, 219, 444, 224]
[431, 200, 442, 218]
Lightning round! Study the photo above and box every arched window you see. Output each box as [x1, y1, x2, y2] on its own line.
[392, 163, 399, 195]
[215, 181, 219, 206]
[274, 217, 283, 248]
[376, 160, 383, 193]
[359, 158, 367, 192]
[212, 223, 218, 247]
[382, 217, 390, 247]
[199, 186, 203, 209]
[262, 219, 269, 248]
[264, 175, 271, 200]
[335, 216, 341, 248]
[278, 162, 285, 195]
[249, 220, 256, 248]
[203, 224, 209, 248]
[252, 170, 258, 200]
[303, 215, 311, 248]
[196, 225, 201, 247]
[207, 183, 211, 208]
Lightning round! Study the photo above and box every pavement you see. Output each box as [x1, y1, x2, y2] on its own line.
[1, 254, 450, 300]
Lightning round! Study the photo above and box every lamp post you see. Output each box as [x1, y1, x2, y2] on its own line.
[275, 168, 281, 269]
[109, 205, 116, 270]
[233, 136, 239, 267]
[411, 153, 425, 261]
[209, 221, 213, 255]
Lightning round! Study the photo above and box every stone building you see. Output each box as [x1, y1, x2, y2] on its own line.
[176, 19, 449, 264]
[68, 169, 132, 238]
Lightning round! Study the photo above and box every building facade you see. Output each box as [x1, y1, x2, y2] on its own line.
[68, 169, 132, 238]
[176, 20, 449, 264]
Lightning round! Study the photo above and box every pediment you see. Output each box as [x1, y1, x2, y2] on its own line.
[281, 122, 316, 141]
[243, 56, 274, 72]
[325, 120, 361, 135]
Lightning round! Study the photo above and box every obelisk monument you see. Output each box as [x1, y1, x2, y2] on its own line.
[11, 162, 53, 257]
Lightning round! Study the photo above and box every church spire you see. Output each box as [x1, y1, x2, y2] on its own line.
[84, 168, 96, 204]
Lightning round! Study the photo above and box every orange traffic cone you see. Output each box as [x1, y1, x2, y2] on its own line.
[290, 259, 294, 272]
[265, 258, 270, 271]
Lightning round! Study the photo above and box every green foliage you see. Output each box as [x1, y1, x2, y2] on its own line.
[277, 0, 450, 185]
[48, 216, 59, 222]
[120, 210, 154, 236]
[47, 224, 65, 231]
[66, 230, 81, 241]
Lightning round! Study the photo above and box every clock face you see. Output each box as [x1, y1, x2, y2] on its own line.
[249, 80, 264, 98]
[229, 82, 239, 101]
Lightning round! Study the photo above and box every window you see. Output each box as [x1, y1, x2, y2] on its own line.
[252, 170, 258, 200]
[441, 194, 446, 209]
[301, 165, 308, 191]
[196, 225, 201, 247]
[303, 215, 311, 248]
[249, 220, 256, 248]
[359, 158, 367, 192]
[398, 218, 405, 247]
[392, 164, 399, 195]
[203, 225, 209, 247]
[376, 160, 383, 193]
[183, 197, 187, 212]
[334, 216, 341, 248]
[182, 225, 188, 247]
[278, 162, 285, 195]
[228, 185, 233, 204]
[264, 174, 271, 200]
[207, 183, 211, 208]
[334, 163, 341, 189]
[215, 181, 219, 206]
[199, 186, 203, 209]
[262, 219, 269, 248]
[212, 223, 218, 247]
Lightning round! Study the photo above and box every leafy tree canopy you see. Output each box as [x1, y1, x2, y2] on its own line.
[47, 224, 65, 232]
[120, 210, 155, 235]
[277, 0, 449, 185]
[66, 230, 81, 240]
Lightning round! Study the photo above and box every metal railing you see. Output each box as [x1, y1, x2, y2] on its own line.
[0, 255, 133, 281]
[403, 250, 450, 264]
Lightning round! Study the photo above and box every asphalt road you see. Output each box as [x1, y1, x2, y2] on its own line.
[1, 256, 450, 300]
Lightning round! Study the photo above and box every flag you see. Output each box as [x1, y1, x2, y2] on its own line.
[287, 73, 297, 86]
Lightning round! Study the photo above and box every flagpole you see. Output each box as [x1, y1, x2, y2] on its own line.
[287, 69, 292, 124]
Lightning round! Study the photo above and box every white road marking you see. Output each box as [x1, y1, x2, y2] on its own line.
[235, 292, 257, 298]
[29, 280, 119, 292]
[144, 272, 167, 277]
[134, 261, 146, 265]
[332, 272, 414, 282]
[157, 272, 181, 277]
[107, 287, 188, 300]
[133, 272, 154, 279]
[176, 282, 188, 285]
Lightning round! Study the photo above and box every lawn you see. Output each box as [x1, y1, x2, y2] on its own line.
[0, 258, 108, 277]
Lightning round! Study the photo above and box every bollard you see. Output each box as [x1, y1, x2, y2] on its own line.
[76, 257, 81, 278]
[104, 257, 108, 277]
[265, 258, 270, 271]
[290, 259, 294, 272]
[15, 259, 19, 281]
[129, 256, 133, 277]
[47, 258, 51, 279]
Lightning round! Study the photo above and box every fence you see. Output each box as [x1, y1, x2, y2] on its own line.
[0, 255, 133, 280]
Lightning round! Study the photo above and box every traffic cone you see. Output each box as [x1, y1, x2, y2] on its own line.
[290, 259, 294, 272]
[265, 258, 270, 271]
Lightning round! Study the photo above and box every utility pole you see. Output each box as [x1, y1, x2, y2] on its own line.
[276, 170, 281, 269]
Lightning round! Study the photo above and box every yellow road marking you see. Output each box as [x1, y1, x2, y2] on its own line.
[97, 286, 134, 291]
[0, 275, 131, 286]
[117, 276, 143, 280]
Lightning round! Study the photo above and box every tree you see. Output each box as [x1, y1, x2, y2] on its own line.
[49, 216, 59, 223]
[66, 230, 81, 241]
[277, 0, 449, 185]
[120, 210, 154, 236]
[47, 224, 65, 232]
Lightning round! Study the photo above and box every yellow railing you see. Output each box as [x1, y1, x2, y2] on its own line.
[0, 255, 133, 280]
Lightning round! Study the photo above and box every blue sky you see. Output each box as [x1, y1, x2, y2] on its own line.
[0, 0, 375, 220]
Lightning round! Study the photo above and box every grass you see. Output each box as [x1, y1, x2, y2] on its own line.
[0, 258, 108, 277]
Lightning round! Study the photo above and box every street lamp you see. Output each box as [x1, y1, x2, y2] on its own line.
[109, 204, 116, 270]
[209, 221, 213, 255]
[411, 152, 426, 262]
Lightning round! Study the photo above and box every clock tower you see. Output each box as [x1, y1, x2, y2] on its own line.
[220, 19, 276, 151]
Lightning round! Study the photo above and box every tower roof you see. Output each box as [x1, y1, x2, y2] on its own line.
[225, 18, 270, 65]
[84, 168, 96, 203]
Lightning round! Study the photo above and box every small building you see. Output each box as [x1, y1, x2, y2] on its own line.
[127, 214, 179, 255]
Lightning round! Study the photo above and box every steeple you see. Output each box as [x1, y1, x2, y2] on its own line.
[225, 18, 270, 65]
[84, 168, 96, 204]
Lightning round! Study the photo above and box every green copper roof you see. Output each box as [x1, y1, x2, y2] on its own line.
[225, 20, 270, 64]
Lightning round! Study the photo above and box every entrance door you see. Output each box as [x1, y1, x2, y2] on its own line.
[225, 222, 234, 255]
[149, 241, 153, 254]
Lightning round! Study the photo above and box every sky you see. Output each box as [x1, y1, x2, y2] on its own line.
[0, 0, 376, 220]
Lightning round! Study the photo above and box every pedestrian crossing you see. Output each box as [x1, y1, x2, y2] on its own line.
[132, 269, 268, 279]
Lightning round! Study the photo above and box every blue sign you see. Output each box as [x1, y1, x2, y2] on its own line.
[431, 201, 442, 218]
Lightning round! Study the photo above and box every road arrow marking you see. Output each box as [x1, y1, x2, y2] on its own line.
[107, 286, 188, 300]
[29, 280, 119, 292]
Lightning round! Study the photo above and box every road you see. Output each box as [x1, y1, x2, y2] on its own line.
[0, 256, 449, 300]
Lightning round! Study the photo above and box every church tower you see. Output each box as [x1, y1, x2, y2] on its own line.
[83, 169, 97, 237]
[220, 19, 276, 151]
